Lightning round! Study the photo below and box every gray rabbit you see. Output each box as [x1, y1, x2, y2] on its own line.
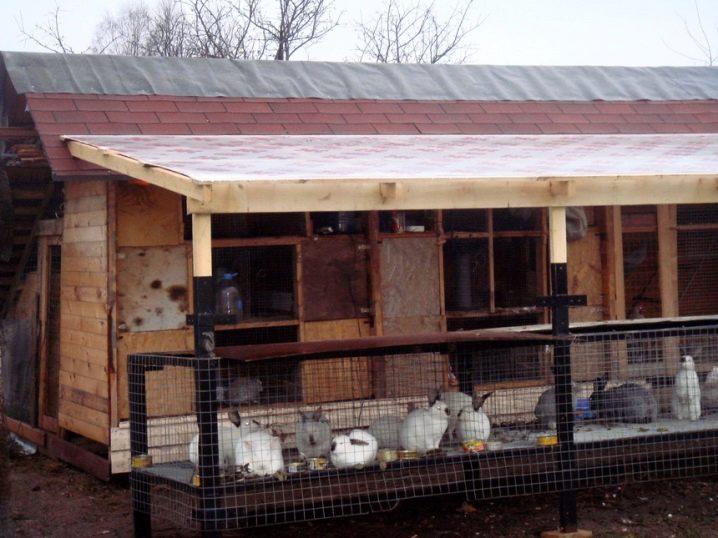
[590, 375, 658, 424]
[534, 384, 578, 430]
[296, 409, 332, 459]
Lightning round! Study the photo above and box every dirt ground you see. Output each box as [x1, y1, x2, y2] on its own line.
[1, 453, 717, 538]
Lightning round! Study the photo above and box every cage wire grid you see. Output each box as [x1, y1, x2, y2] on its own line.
[128, 323, 718, 531]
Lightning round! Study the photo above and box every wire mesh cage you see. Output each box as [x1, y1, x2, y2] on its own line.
[128, 321, 718, 532]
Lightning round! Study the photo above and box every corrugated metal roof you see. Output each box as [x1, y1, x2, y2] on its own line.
[3, 51, 718, 102]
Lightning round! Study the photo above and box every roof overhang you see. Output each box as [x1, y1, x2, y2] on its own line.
[61, 133, 718, 214]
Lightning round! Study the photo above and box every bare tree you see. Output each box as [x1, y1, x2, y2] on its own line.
[357, 0, 483, 64]
[189, 0, 269, 59]
[18, 5, 83, 54]
[252, 0, 339, 60]
[666, 1, 717, 66]
[20, 0, 339, 60]
[92, 2, 154, 56]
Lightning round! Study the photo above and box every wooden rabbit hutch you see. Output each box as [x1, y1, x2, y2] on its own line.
[2, 53, 718, 534]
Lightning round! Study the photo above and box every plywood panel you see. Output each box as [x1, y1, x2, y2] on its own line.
[301, 319, 372, 404]
[568, 227, 604, 322]
[301, 236, 370, 321]
[117, 182, 182, 247]
[117, 245, 189, 332]
[117, 328, 194, 420]
[380, 237, 441, 318]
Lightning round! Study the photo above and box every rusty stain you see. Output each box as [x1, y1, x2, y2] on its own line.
[155, 307, 164, 315]
[166, 285, 189, 312]
[133, 317, 144, 326]
[150, 279, 162, 289]
[138, 252, 146, 257]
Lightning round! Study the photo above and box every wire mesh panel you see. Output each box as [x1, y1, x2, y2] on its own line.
[568, 323, 718, 491]
[129, 323, 718, 532]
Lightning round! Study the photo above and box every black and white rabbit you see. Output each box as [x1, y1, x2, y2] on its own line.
[590, 375, 658, 424]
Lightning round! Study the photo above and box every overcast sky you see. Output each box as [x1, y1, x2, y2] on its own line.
[1, 0, 717, 65]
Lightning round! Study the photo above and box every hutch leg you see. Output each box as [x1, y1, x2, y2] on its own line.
[129, 359, 152, 537]
[192, 214, 222, 537]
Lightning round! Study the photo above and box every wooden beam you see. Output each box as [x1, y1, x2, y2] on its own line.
[601, 207, 626, 320]
[191, 213, 212, 277]
[0, 127, 37, 140]
[63, 138, 207, 201]
[187, 174, 718, 214]
[2, 415, 46, 446]
[549, 207, 567, 264]
[657, 205, 679, 317]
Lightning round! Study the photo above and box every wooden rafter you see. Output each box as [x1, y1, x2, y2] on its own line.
[62, 138, 208, 202]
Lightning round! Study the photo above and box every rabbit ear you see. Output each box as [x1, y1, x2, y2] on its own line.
[349, 438, 370, 446]
[473, 392, 493, 411]
[312, 408, 323, 421]
[298, 411, 308, 422]
[228, 409, 242, 427]
[429, 389, 441, 406]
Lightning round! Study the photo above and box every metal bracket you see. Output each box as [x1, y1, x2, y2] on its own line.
[536, 294, 587, 308]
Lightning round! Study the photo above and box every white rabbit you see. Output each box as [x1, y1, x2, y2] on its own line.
[399, 396, 450, 453]
[440, 391, 473, 442]
[368, 415, 402, 449]
[703, 366, 718, 411]
[189, 424, 238, 472]
[456, 392, 492, 443]
[706, 367, 718, 385]
[235, 428, 284, 476]
[672, 355, 701, 421]
[296, 409, 332, 459]
[330, 429, 378, 469]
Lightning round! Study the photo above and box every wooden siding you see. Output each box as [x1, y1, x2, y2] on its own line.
[59, 180, 110, 444]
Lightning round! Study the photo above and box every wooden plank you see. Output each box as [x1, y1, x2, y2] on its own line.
[549, 207, 567, 264]
[58, 412, 109, 445]
[657, 205, 679, 317]
[61, 339, 108, 365]
[64, 138, 207, 201]
[37, 236, 51, 426]
[61, 255, 107, 273]
[61, 313, 108, 336]
[192, 213, 212, 277]
[59, 385, 109, 414]
[63, 225, 107, 244]
[64, 196, 107, 214]
[188, 174, 718, 214]
[59, 399, 109, 429]
[64, 180, 108, 199]
[107, 180, 119, 428]
[117, 182, 183, 247]
[301, 236, 370, 321]
[568, 227, 604, 322]
[59, 356, 108, 380]
[116, 328, 194, 420]
[61, 299, 108, 319]
[62, 241, 107, 259]
[367, 211, 384, 336]
[45, 434, 111, 481]
[61, 285, 108, 304]
[62, 328, 108, 351]
[2, 415, 46, 446]
[59, 372, 109, 398]
[601, 207, 627, 320]
[301, 319, 373, 404]
[61, 271, 109, 289]
[63, 210, 107, 229]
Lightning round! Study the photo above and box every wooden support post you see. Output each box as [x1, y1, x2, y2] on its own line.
[190, 213, 221, 537]
[545, 207, 590, 537]
[657, 205, 681, 374]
